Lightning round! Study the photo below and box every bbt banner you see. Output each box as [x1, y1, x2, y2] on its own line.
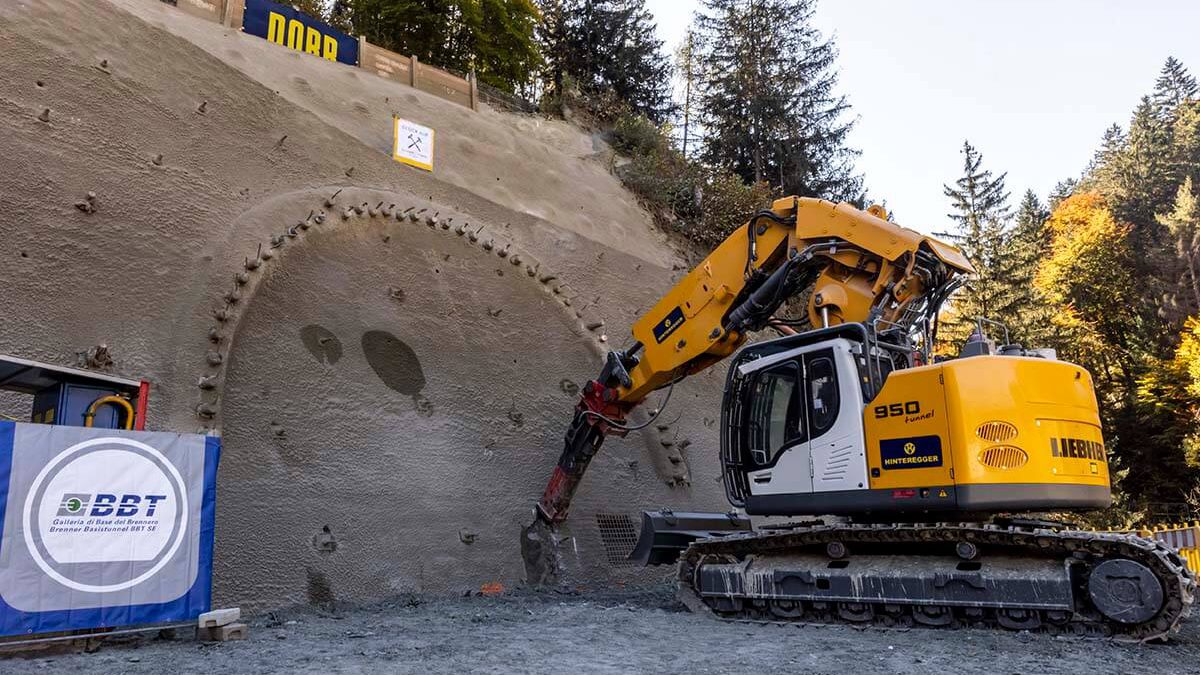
[0, 422, 220, 637]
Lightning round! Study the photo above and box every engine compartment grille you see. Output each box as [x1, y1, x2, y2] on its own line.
[976, 420, 1018, 443]
[979, 445, 1028, 470]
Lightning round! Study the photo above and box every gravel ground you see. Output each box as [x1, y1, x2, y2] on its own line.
[2, 589, 1198, 674]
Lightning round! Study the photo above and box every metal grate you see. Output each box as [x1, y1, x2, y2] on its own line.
[595, 513, 639, 567]
[976, 420, 1018, 443]
[979, 445, 1028, 470]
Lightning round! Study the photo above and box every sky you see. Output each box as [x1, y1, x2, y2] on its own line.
[644, 0, 1200, 234]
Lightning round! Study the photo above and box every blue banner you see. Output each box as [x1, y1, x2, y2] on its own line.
[0, 422, 220, 637]
[243, 0, 359, 66]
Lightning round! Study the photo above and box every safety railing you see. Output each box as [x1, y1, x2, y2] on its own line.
[1138, 522, 1200, 573]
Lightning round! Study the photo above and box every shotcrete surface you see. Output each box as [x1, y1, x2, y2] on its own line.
[214, 189, 704, 608]
[0, 0, 731, 611]
[109, 0, 676, 268]
[3, 591, 1197, 674]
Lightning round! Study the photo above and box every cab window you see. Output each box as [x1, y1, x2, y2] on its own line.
[747, 363, 803, 466]
[807, 355, 839, 437]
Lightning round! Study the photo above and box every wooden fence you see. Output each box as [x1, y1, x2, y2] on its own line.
[162, 0, 478, 111]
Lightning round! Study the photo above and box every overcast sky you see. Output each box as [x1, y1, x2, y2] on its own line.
[644, 0, 1200, 234]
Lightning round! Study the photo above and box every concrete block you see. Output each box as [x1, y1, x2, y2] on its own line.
[198, 607, 241, 628]
[198, 622, 248, 642]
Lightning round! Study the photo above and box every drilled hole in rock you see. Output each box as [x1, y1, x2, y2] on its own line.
[299, 324, 342, 365]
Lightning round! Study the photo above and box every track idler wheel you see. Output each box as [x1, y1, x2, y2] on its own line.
[837, 602, 874, 623]
[769, 600, 805, 619]
[996, 608, 1041, 631]
[1087, 559, 1164, 624]
[912, 605, 953, 626]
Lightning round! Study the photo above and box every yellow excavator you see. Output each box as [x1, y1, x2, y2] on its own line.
[532, 196, 1193, 639]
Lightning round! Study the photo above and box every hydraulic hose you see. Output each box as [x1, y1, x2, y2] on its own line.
[83, 395, 135, 430]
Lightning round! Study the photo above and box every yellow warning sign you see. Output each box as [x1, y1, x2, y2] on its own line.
[392, 116, 435, 171]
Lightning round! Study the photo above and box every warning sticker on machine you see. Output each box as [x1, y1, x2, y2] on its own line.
[880, 435, 943, 470]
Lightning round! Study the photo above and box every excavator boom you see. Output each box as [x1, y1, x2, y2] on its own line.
[537, 197, 972, 522]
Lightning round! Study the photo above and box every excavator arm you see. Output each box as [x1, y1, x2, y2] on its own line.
[536, 196, 973, 523]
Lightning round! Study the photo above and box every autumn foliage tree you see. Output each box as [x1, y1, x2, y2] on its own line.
[1021, 57, 1200, 520]
[1035, 192, 1138, 394]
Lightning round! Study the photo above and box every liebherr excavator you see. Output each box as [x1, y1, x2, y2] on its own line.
[534, 196, 1194, 639]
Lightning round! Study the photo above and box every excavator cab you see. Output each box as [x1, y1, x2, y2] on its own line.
[724, 328, 871, 508]
[717, 320, 1111, 519]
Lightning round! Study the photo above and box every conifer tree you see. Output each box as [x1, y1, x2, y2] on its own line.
[695, 0, 863, 202]
[341, 0, 541, 93]
[546, 0, 672, 122]
[1101, 98, 1176, 227]
[1156, 177, 1200, 319]
[605, 0, 673, 122]
[674, 29, 699, 158]
[1006, 190, 1054, 346]
[536, 0, 571, 101]
[473, 0, 542, 94]
[939, 141, 1012, 347]
[1048, 178, 1077, 210]
[1153, 57, 1198, 119]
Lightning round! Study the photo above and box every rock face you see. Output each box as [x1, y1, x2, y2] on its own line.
[0, 0, 730, 610]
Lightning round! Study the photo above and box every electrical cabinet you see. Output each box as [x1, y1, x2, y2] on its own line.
[31, 383, 123, 428]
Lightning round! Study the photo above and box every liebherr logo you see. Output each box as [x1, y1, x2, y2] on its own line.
[1050, 437, 1107, 462]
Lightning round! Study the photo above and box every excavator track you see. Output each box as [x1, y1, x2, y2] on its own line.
[676, 521, 1195, 641]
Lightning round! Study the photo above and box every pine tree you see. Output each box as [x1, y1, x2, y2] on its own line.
[1171, 100, 1200, 187]
[1006, 190, 1054, 347]
[341, 0, 541, 93]
[1103, 98, 1176, 227]
[473, 0, 542, 93]
[938, 141, 1013, 347]
[1156, 177, 1200, 319]
[695, 0, 862, 202]
[555, 0, 672, 122]
[342, 0, 458, 66]
[1153, 57, 1198, 119]
[1012, 190, 1050, 262]
[536, 0, 571, 101]
[1048, 178, 1077, 210]
[606, 0, 673, 122]
[674, 29, 699, 158]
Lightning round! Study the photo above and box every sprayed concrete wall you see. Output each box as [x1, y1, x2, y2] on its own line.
[0, 0, 732, 610]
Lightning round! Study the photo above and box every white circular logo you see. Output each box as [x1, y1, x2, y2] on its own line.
[22, 437, 189, 593]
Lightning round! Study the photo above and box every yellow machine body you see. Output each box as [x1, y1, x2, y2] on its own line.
[864, 355, 1110, 511]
